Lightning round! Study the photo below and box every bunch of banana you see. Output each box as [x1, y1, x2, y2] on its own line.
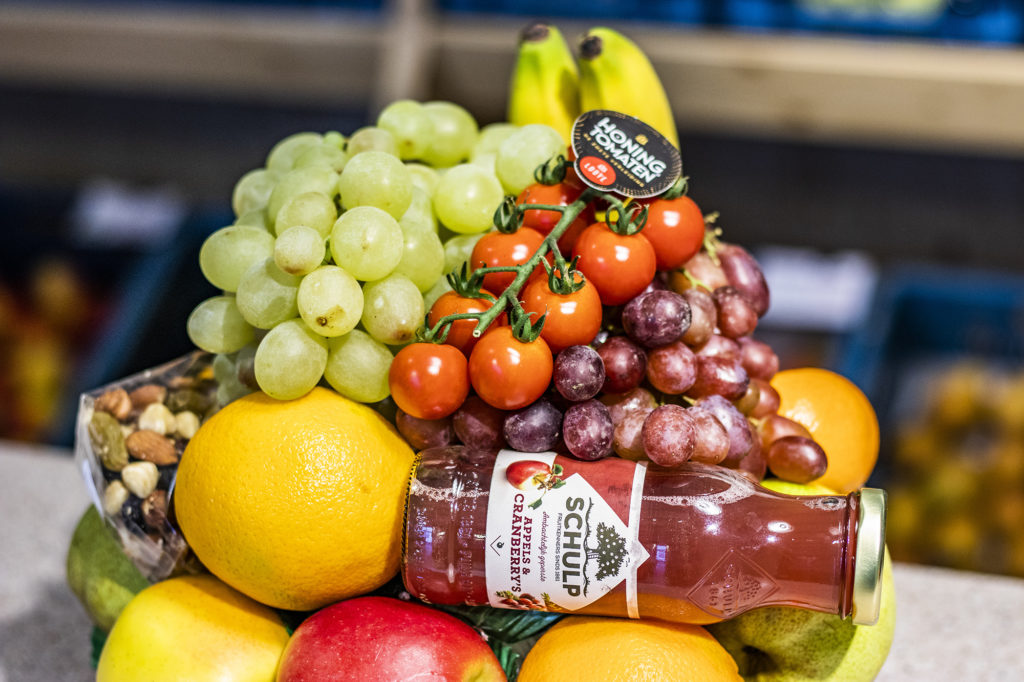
[507, 24, 679, 149]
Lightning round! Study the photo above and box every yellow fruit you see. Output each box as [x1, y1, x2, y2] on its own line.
[518, 616, 741, 682]
[96, 574, 289, 682]
[771, 368, 879, 494]
[174, 387, 415, 611]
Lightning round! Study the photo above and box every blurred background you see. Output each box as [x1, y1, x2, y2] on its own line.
[3, 0, 1024, 576]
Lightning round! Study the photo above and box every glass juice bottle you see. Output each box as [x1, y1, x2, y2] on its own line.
[403, 446, 887, 625]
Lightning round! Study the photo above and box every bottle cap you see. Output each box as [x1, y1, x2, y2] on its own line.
[851, 487, 887, 626]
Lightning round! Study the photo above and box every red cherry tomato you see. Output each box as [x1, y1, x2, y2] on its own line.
[520, 272, 603, 353]
[518, 182, 595, 249]
[470, 228, 550, 296]
[572, 223, 657, 305]
[641, 195, 706, 270]
[468, 327, 553, 410]
[427, 289, 504, 356]
[389, 343, 469, 420]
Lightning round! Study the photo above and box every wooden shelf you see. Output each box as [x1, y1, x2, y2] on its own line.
[3, 3, 1024, 155]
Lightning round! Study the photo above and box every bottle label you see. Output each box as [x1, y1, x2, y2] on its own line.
[571, 110, 682, 199]
[485, 450, 649, 616]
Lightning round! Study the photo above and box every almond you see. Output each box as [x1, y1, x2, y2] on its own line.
[129, 384, 167, 410]
[125, 429, 178, 466]
[94, 388, 132, 421]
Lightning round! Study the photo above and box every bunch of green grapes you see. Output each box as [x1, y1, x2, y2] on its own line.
[187, 99, 565, 403]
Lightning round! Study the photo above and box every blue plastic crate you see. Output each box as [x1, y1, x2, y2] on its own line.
[438, 0, 706, 23]
[836, 264, 1024, 485]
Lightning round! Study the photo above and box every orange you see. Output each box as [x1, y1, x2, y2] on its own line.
[517, 616, 741, 682]
[771, 368, 879, 494]
[174, 387, 415, 611]
[97, 574, 289, 682]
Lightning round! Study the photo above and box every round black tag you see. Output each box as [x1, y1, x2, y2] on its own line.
[571, 110, 682, 199]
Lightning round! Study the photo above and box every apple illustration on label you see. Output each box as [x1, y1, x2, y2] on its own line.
[505, 460, 551, 490]
[276, 596, 505, 682]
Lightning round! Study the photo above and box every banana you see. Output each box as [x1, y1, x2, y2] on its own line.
[577, 27, 679, 149]
[507, 23, 580, 145]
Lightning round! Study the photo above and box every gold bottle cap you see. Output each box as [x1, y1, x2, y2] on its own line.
[852, 487, 887, 626]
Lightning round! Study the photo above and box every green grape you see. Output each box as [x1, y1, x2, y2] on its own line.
[472, 122, 519, 160]
[234, 208, 271, 231]
[330, 206, 404, 281]
[399, 186, 438, 234]
[394, 227, 444, 292]
[275, 225, 326, 276]
[297, 265, 364, 337]
[323, 131, 346, 150]
[495, 123, 565, 195]
[420, 101, 478, 168]
[235, 258, 301, 329]
[338, 151, 412, 219]
[274, 190, 337, 237]
[324, 329, 394, 403]
[443, 233, 485, 274]
[347, 126, 399, 158]
[361, 274, 425, 346]
[406, 163, 440, 195]
[266, 166, 339, 224]
[377, 100, 432, 161]
[469, 152, 497, 173]
[187, 296, 254, 354]
[293, 142, 349, 173]
[432, 163, 504, 234]
[211, 352, 236, 384]
[232, 168, 279, 217]
[423, 276, 453, 312]
[266, 132, 322, 173]
[199, 225, 276, 292]
[234, 342, 259, 389]
[254, 318, 328, 400]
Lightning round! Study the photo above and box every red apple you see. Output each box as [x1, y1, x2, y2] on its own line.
[276, 596, 505, 682]
[505, 460, 550, 491]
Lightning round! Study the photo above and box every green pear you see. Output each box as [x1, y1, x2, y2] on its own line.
[66, 506, 150, 631]
[707, 479, 896, 681]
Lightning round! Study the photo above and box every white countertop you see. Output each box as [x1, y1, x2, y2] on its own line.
[2, 440, 1024, 680]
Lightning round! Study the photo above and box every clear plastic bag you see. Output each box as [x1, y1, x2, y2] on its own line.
[75, 351, 217, 582]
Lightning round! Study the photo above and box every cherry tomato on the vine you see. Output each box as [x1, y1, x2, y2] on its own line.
[388, 342, 469, 420]
[641, 195, 706, 270]
[427, 289, 504, 356]
[517, 183, 595, 256]
[471, 228, 550, 296]
[572, 223, 657, 306]
[520, 272, 603, 353]
[468, 327, 553, 410]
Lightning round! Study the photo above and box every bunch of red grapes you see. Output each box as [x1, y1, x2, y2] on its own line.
[388, 175, 829, 486]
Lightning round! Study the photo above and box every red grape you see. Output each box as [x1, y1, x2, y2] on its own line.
[553, 345, 605, 402]
[718, 243, 770, 317]
[688, 355, 749, 401]
[597, 336, 647, 394]
[601, 386, 658, 425]
[396, 409, 455, 450]
[562, 399, 614, 461]
[680, 251, 728, 291]
[646, 340, 697, 395]
[695, 334, 741, 362]
[750, 378, 781, 418]
[758, 414, 813, 450]
[641, 405, 697, 467]
[692, 395, 754, 466]
[452, 396, 507, 450]
[730, 434, 767, 484]
[622, 290, 691, 348]
[690, 410, 730, 464]
[680, 289, 716, 347]
[713, 286, 758, 339]
[503, 399, 562, 453]
[613, 409, 652, 460]
[733, 379, 761, 415]
[766, 436, 828, 483]
[738, 337, 779, 380]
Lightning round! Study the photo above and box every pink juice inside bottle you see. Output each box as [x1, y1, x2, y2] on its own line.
[402, 446, 886, 625]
